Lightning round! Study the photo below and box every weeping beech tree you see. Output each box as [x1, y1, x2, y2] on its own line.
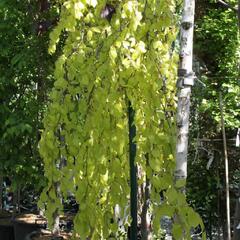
[39, 0, 204, 239]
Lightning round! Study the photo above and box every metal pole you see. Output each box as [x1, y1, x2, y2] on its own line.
[219, 92, 231, 240]
[128, 101, 138, 240]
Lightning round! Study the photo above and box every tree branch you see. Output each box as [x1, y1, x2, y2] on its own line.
[218, 0, 238, 12]
[238, 0, 240, 29]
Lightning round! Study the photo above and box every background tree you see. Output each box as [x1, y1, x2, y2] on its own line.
[39, 0, 204, 239]
[0, 0, 57, 209]
[187, 0, 240, 238]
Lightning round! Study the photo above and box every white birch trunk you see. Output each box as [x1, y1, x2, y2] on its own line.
[175, 0, 195, 182]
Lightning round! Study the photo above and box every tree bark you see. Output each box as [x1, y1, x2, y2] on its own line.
[175, 0, 195, 183]
[140, 177, 151, 240]
[139, 155, 151, 240]
[52, 127, 66, 235]
[52, 182, 61, 235]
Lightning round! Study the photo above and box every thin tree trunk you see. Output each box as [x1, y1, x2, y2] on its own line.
[233, 184, 240, 240]
[217, 167, 222, 239]
[140, 155, 151, 240]
[37, 1, 62, 234]
[12, 185, 20, 215]
[219, 92, 231, 240]
[17, 187, 21, 212]
[0, 175, 3, 211]
[140, 177, 151, 240]
[235, 7, 240, 238]
[218, 0, 238, 12]
[35, 0, 48, 154]
[52, 182, 61, 235]
[52, 127, 66, 235]
[238, 0, 240, 30]
[175, 0, 195, 183]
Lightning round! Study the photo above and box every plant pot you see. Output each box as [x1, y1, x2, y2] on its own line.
[0, 212, 14, 240]
[13, 214, 46, 240]
[25, 229, 72, 240]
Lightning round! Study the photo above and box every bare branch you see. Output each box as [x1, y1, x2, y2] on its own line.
[218, 0, 238, 12]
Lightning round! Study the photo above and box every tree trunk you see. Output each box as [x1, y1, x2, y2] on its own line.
[233, 184, 240, 240]
[219, 92, 231, 240]
[0, 175, 3, 211]
[238, 0, 240, 30]
[52, 129, 66, 235]
[37, 1, 62, 235]
[17, 187, 21, 212]
[140, 156, 151, 240]
[12, 185, 20, 215]
[234, 4, 240, 237]
[175, 0, 195, 183]
[140, 177, 151, 240]
[35, 0, 48, 157]
[52, 182, 61, 235]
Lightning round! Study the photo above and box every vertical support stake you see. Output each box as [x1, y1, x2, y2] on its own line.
[128, 101, 138, 240]
[219, 92, 231, 240]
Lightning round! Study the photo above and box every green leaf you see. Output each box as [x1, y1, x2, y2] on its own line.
[172, 224, 183, 239]
[175, 179, 186, 188]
